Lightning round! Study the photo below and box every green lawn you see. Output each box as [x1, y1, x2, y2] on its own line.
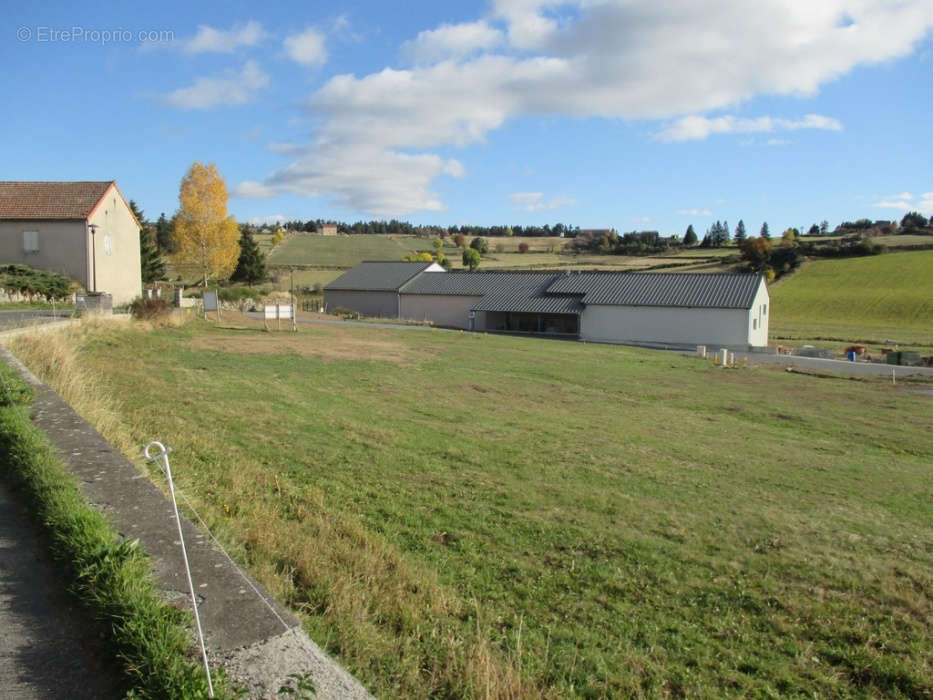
[769, 250, 933, 348]
[10, 319, 932, 699]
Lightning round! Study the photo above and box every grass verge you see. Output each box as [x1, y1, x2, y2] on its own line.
[0, 358, 226, 699]
[8, 318, 932, 698]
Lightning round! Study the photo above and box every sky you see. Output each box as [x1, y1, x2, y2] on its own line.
[3, 0, 933, 234]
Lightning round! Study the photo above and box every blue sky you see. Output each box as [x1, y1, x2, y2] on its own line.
[3, 1, 933, 234]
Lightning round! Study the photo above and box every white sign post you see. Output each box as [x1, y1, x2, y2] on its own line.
[263, 304, 295, 331]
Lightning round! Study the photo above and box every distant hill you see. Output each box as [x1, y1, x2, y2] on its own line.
[770, 250, 933, 340]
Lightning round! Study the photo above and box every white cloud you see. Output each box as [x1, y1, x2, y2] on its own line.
[233, 180, 276, 198]
[242, 0, 933, 216]
[402, 21, 504, 63]
[284, 27, 327, 67]
[165, 21, 267, 54]
[163, 61, 269, 110]
[676, 208, 712, 216]
[873, 191, 933, 214]
[654, 114, 843, 142]
[248, 214, 286, 226]
[509, 192, 575, 211]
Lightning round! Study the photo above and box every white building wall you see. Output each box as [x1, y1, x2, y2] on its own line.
[581, 305, 754, 348]
[399, 294, 482, 329]
[745, 280, 770, 348]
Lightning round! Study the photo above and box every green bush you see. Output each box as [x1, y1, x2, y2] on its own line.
[129, 297, 172, 320]
[0, 264, 73, 302]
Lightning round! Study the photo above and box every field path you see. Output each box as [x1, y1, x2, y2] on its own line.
[0, 480, 124, 699]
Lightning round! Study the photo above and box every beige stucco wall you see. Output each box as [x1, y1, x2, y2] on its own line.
[0, 183, 142, 305]
[580, 304, 755, 348]
[0, 219, 90, 289]
[399, 294, 481, 329]
[87, 185, 142, 304]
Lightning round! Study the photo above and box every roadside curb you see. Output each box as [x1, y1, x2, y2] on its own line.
[0, 341, 372, 699]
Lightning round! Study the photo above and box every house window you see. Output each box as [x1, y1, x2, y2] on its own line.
[753, 318, 758, 330]
[103, 234, 113, 255]
[23, 230, 39, 252]
[763, 304, 767, 315]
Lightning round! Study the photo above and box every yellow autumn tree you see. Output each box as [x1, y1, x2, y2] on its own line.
[173, 162, 239, 285]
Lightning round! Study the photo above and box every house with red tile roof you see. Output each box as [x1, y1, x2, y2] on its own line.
[0, 181, 142, 304]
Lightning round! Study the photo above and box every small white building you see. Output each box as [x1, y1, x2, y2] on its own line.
[326, 262, 770, 350]
[0, 181, 142, 304]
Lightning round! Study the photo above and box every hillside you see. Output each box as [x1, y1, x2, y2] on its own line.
[769, 250, 933, 346]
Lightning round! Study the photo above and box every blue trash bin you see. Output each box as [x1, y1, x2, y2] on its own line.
[846, 351, 857, 362]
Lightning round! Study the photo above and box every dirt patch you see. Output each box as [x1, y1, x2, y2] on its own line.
[189, 327, 412, 364]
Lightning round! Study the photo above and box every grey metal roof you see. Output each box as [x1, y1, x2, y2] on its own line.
[324, 261, 436, 292]
[401, 271, 582, 314]
[545, 272, 763, 309]
[399, 271, 493, 296]
[469, 274, 583, 314]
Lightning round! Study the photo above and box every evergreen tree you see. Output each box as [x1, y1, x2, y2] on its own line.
[155, 213, 174, 252]
[760, 221, 770, 239]
[128, 200, 166, 285]
[683, 224, 698, 246]
[230, 226, 266, 286]
[140, 226, 166, 284]
[734, 219, 747, 245]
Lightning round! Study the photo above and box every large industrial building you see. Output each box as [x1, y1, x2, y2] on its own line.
[325, 261, 769, 350]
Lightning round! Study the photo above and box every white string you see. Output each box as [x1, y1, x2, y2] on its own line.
[172, 485, 292, 633]
[144, 441, 214, 698]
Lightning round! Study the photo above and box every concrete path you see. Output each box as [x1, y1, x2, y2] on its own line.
[0, 480, 125, 699]
[742, 351, 933, 377]
[0, 347, 371, 699]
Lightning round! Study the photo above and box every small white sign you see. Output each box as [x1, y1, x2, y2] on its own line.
[203, 291, 218, 311]
[277, 304, 293, 319]
[264, 305, 277, 319]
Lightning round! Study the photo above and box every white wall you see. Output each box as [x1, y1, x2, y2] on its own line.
[399, 294, 481, 329]
[746, 280, 770, 348]
[581, 305, 755, 348]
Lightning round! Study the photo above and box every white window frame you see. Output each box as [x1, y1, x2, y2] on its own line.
[23, 230, 39, 253]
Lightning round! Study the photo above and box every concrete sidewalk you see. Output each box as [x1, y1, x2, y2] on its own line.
[0, 346, 371, 699]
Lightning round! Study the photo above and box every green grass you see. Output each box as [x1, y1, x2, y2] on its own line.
[769, 250, 933, 348]
[11, 320, 932, 698]
[267, 234, 433, 267]
[0, 359, 225, 699]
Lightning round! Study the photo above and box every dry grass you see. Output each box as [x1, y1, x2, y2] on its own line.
[3, 318, 539, 698]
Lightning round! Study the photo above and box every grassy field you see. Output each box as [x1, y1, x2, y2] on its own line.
[267, 234, 436, 267]
[769, 250, 933, 349]
[9, 318, 932, 698]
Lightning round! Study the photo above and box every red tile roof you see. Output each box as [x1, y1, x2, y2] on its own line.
[0, 181, 115, 220]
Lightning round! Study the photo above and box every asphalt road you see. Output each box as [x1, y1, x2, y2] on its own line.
[0, 481, 124, 699]
[743, 350, 933, 377]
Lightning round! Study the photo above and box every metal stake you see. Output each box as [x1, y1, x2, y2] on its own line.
[144, 441, 214, 697]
